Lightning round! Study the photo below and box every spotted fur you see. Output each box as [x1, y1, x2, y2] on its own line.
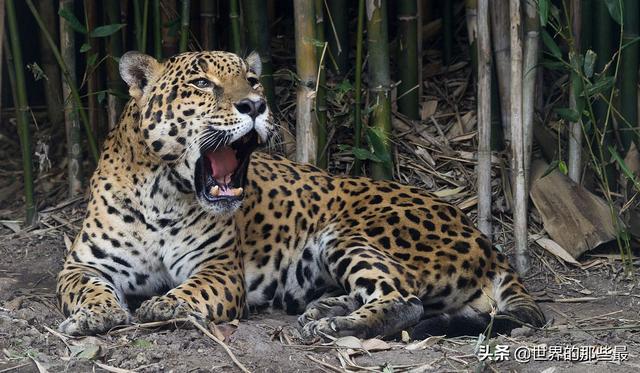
[57, 51, 545, 339]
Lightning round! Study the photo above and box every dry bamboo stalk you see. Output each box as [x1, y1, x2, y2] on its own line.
[0, 0, 4, 118]
[509, 0, 528, 273]
[477, 0, 492, 237]
[60, 0, 83, 196]
[200, 0, 217, 50]
[568, 0, 582, 182]
[36, 0, 63, 126]
[162, 0, 178, 56]
[522, 0, 540, 189]
[490, 0, 510, 141]
[293, 0, 318, 164]
[465, 0, 477, 47]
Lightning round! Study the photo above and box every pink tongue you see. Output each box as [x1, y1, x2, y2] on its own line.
[206, 147, 238, 182]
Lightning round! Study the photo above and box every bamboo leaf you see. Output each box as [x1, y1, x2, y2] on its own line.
[555, 107, 581, 122]
[365, 127, 392, 165]
[79, 43, 91, 53]
[558, 160, 568, 175]
[609, 146, 640, 191]
[603, 0, 622, 25]
[337, 145, 382, 162]
[26, 63, 47, 81]
[58, 6, 88, 34]
[583, 50, 597, 78]
[87, 53, 98, 66]
[540, 159, 560, 178]
[585, 75, 615, 96]
[541, 29, 562, 59]
[89, 24, 126, 38]
[538, 0, 549, 26]
[540, 59, 567, 70]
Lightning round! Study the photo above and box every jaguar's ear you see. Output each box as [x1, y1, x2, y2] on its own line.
[246, 51, 262, 77]
[119, 51, 162, 101]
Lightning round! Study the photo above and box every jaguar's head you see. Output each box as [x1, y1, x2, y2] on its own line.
[120, 50, 275, 214]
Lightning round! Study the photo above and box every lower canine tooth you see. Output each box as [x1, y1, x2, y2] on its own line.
[209, 185, 220, 196]
[232, 187, 243, 197]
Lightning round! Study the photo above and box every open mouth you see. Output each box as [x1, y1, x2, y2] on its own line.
[195, 130, 259, 204]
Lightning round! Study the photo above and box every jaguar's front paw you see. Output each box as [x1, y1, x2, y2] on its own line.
[135, 295, 203, 323]
[59, 303, 130, 336]
[298, 295, 359, 326]
[301, 315, 371, 341]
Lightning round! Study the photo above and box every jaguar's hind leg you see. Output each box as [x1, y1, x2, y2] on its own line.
[300, 238, 424, 339]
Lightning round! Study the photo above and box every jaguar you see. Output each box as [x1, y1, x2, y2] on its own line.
[57, 50, 545, 339]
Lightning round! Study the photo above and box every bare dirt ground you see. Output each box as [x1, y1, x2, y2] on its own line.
[1, 200, 640, 373]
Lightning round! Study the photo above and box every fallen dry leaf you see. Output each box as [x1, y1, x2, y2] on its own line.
[405, 335, 444, 350]
[332, 336, 363, 349]
[361, 338, 391, 352]
[420, 100, 438, 120]
[534, 236, 582, 267]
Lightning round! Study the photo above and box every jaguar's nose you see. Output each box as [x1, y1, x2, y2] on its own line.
[234, 98, 267, 120]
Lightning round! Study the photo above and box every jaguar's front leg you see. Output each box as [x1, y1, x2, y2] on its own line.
[136, 252, 246, 323]
[57, 262, 130, 335]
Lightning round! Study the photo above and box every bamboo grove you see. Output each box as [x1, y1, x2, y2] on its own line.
[2, 0, 640, 271]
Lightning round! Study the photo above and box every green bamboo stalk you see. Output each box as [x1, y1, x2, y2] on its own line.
[229, 0, 242, 55]
[619, 0, 638, 153]
[36, 0, 64, 126]
[153, 0, 162, 58]
[325, 0, 348, 76]
[133, 0, 143, 50]
[105, 0, 125, 130]
[293, 0, 318, 164]
[243, 0, 276, 107]
[442, 0, 454, 65]
[25, 0, 99, 162]
[397, 0, 419, 120]
[179, 0, 190, 52]
[200, 0, 217, 50]
[60, 0, 83, 196]
[352, 0, 365, 176]
[593, 0, 616, 188]
[567, 0, 583, 182]
[142, 0, 149, 53]
[84, 0, 104, 143]
[314, 0, 328, 168]
[133, 0, 150, 53]
[5, 0, 35, 224]
[366, 0, 393, 179]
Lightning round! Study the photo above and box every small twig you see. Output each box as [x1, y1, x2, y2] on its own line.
[41, 325, 71, 349]
[28, 356, 48, 373]
[186, 316, 251, 373]
[94, 362, 135, 373]
[0, 363, 31, 372]
[305, 354, 343, 373]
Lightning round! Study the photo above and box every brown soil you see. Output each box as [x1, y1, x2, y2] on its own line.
[1, 204, 640, 373]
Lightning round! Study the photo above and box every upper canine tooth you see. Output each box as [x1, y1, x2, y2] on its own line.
[209, 185, 220, 196]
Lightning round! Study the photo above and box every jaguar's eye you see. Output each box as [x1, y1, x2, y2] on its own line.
[192, 78, 212, 89]
[247, 77, 260, 87]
